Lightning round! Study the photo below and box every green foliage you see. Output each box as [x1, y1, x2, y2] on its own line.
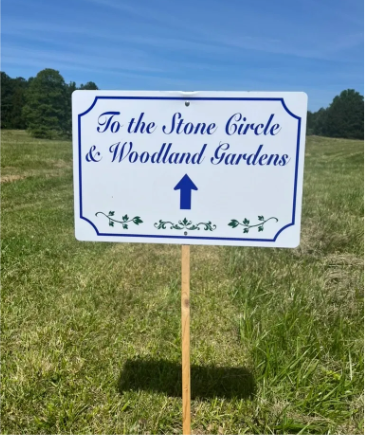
[65, 81, 77, 136]
[79, 81, 98, 90]
[1, 72, 14, 128]
[326, 90, 364, 140]
[1, 70, 98, 139]
[11, 78, 29, 128]
[307, 90, 364, 139]
[306, 110, 315, 135]
[314, 107, 329, 136]
[22, 69, 69, 138]
[1, 69, 363, 141]
[1, 72, 29, 129]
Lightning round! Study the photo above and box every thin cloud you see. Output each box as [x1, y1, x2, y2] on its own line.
[2, 0, 363, 109]
[2, 45, 167, 74]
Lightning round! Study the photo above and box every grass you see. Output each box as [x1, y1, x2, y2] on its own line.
[1, 130, 364, 434]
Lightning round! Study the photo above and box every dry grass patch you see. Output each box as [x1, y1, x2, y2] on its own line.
[1, 174, 26, 183]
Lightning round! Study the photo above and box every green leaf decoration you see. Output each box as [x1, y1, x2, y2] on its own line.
[155, 218, 217, 232]
[133, 216, 143, 225]
[228, 219, 239, 228]
[96, 211, 143, 230]
[228, 216, 278, 235]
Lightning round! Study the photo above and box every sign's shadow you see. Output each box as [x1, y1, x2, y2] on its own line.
[118, 358, 255, 399]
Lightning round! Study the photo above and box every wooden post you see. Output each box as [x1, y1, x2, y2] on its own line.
[181, 245, 191, 435]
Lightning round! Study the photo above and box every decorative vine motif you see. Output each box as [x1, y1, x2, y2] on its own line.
[154, 217, 216, 231]
[228, 216, 278, 233]
[95, 211, 143, 229]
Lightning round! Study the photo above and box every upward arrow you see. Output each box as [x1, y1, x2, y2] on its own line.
[174, 174, 198, 210]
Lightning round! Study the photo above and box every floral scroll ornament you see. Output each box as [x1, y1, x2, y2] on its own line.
[154, 217, 216, 232]
[228, 216, 278, 233]
[95, 211, 143, 229]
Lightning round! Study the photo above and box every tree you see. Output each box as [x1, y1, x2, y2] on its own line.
[306, 111, 315, 135]
[63, 81, 98, 134]
[4, 68, 363, 141]
[313, 108, 329, 137]
[1, 73, 29, 129]
[79, 81, 98, 90]
[22, 68, 68, 138]
[325, 89, 364, 140]
[1, 72, 14, 128]
[10, 77, 28, 129]
[65, 81, 77, 135]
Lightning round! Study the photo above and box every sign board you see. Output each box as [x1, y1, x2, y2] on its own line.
[72, 91, 307, 247]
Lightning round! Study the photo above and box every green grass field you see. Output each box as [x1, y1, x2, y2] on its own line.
[1, 130, 364, 434]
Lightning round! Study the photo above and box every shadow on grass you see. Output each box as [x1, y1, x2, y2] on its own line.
[118, 358, 255, 399]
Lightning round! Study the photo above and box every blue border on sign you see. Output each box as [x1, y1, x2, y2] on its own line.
[77, 96, 302, 242]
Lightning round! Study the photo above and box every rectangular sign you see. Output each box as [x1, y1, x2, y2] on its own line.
[72, 91, 307, 247]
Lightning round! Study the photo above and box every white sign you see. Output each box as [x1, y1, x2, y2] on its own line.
[72, 91, 307, 247]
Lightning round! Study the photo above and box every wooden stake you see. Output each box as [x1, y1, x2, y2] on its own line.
[181, 245, 191, 435]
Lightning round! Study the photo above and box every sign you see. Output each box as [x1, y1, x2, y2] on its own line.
[72, 91, 307, 247]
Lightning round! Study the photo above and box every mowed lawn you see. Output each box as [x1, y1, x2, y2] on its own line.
[1, 130, 364, 435]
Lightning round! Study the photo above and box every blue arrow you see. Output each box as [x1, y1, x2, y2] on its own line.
[174, 174, 198, 210]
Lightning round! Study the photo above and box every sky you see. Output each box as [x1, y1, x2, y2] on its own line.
[2, 0, 364, 111]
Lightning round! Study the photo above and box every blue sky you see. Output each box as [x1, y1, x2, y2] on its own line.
[2, 0, 364, 110]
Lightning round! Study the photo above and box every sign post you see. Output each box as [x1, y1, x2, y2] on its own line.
[72, 91, 307, 434]
[181, 245, 191, 434]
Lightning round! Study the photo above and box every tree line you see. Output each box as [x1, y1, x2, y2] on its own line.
[307, 89, 364, 140]
[1, 68, 364, 140]
[1, 68, 98, 138]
